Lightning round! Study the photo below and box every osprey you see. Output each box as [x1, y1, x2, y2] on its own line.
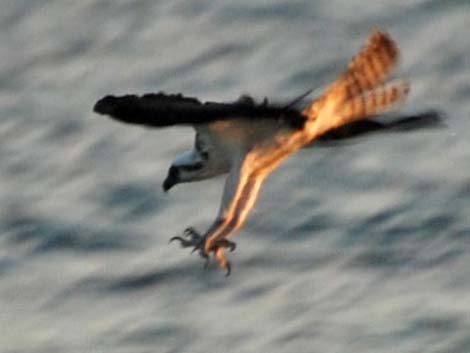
[94, 30, 412, 275]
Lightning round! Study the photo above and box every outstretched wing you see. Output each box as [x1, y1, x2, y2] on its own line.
[94, 92, 306, 128]
[321, 29, 400, 105]
[303, 30, 409, 137]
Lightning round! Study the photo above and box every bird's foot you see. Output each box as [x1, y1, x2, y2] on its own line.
[170, 227, 237, 276]
[170, 227, 208, 261]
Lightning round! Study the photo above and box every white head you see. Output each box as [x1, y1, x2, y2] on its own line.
[162, 149, 204, 192]
[162, 148, 231, 191]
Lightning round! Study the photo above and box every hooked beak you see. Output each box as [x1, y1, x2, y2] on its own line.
[162, 166, 179, 192]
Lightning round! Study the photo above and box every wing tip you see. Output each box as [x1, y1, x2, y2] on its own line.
[368, 27, 400, 60]
[93, 92, 203, 116]
[93, 95, 120, 115]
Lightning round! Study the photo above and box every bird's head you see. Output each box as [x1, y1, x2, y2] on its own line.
[162, 150, 204, 192]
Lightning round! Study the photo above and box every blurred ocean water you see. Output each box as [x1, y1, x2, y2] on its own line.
[1, 1, 470, 352]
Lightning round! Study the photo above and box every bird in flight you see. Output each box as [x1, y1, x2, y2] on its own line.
[94, 29, 411, 275]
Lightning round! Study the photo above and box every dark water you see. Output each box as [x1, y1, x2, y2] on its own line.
[1, 1, 470, 352]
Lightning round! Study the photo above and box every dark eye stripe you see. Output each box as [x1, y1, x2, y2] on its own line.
[181, 162, 204, 171]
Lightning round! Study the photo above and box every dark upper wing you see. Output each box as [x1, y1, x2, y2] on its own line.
[93, 92, 306, 128]
[311, 110, 445, 146]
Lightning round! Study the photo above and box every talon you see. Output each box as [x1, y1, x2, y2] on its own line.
[214, 247, 232, 276]
[170, 227, 210, 261]
[169, 236, 193, 247]
[184, 227, 198, 237]
[215, 239, 237, 252]
[198, 248, 209, 259]
[225, 261, 231, 277]
[171, 228, 235, 275]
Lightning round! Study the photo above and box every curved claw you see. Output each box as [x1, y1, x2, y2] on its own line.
[203, 257, 210, 270]
[225, 261, 231, 277]
[184, 227, 198, 237]
[169, 236, 181, 244]
[211, 239, 237, 252]
[193, 248, 209, 260]
[214, 247, 232, 276]
[170, 227, 210, 261]
[169, 236, 194, 247]
[214, 239, 237, 252]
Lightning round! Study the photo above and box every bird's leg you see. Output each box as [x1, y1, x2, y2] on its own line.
[205, 174, 266, 255]
[171, 157, 266, 275]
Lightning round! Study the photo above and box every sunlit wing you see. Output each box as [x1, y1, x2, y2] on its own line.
[303, 29, 401, 120]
